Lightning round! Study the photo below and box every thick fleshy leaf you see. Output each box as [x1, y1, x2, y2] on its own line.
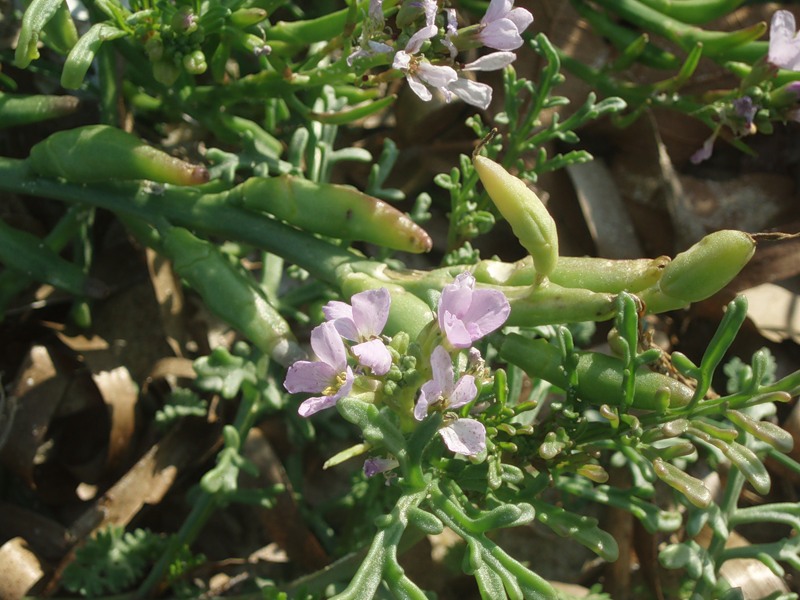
[353, 339, 392, 375]
[439, 419, 486, 455]
[310, 321, 347, 370]
[352, 288, 390, 337]
[284, 360, 336, 394]
[449, 374, 478, 409]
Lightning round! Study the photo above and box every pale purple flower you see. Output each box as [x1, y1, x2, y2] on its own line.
[479, 0, 533, 51]
[438, 418, 486, 456]
[769, 10, 800, 71]
[443, 8, 459, 58]
[690, 132, 717, 165]
[392, 13, 458, 102]
[323, 288, 392, 375]
[733, 96, 757, 129]
[443, 52, 517, 110]
[347, 0, 394, 66]
[414, 345, 485, 456]
[393, 51, 458, 102]
[363, 456, 399, 477]
[438, 272, 510, 349]
[284, 321, 354, 417]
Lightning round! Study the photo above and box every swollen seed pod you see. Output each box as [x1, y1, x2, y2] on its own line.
[640, 230, 755, 312]
[500, 334, 694, 410]
[473, 155, 559, 278]
[28, 125, 208, 185]
[238, 176, 432, 254]
[161, 227, 302, 366]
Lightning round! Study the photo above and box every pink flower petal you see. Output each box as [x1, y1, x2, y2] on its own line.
[406, 24, 438, 54]
[298, 394, 339, 417]
[353, 339, 392, 375]
[449, 374, 477, 409]
[364, 457, 399, 477]
[439, 419, 486, 456]
[507, 7, 533, 33]
[769, 10, 800, 69]
[407, 75, 433, 101]
[284, 360, 336, 394]
[482, 0, 513, 25]
[480, 18, 523, 51]
[463, 52, 516, 72]
[417, 63, 458, 89]
[461, 288, 511, 337]
[442, 313, 474, 349]
[447, 79, 492, 110]
[415, 378, 441, 420]
[323, 301, 359, 340]
[352, 288, 390, 338]
[310, 321, 348, 370]
[430, 345, 455, 395]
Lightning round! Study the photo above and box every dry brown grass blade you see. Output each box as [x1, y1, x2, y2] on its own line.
[42, 418, 223, 595]
[0, 345, 70, 488]
[0, 537, 46, 599]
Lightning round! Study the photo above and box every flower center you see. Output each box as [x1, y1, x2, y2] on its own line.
[322, 371, 348, 397]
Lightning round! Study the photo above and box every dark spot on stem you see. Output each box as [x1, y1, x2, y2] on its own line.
[345, 209, 353, 220]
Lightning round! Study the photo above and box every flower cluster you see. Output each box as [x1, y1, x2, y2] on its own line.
[283, 272, 510, 461]
[349, 0, 533, 110]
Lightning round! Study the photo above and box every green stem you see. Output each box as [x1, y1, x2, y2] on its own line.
[0, 157, 358, 284]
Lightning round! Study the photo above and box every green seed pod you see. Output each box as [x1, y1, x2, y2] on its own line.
[238, 176, 432, 253]
[503, 282, 617, 327]
[500, 334, 694, 410]
[473, 155, 559, 278]
[28, 125, 209, 185]
[549, 255, 671, 293]
[640, 230, 755, 312]
[472, 254, 671, 293]
[161, 226, 301, 366]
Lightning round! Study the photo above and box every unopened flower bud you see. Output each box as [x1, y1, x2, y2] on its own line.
[182, 49, 207, 75]
[230, 7, 268, 27]
[172, 7, 198, 33]
[473, 155, 558, 279]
